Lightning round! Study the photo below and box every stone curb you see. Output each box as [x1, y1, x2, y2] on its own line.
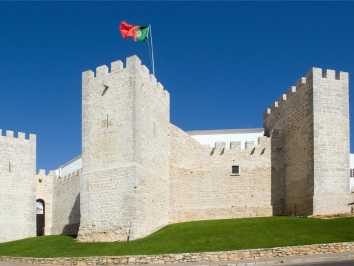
[222, 252, 354, 265]
[1, 242, 354, 265]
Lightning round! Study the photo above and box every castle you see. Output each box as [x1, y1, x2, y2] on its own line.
[0, 55, 353, 243]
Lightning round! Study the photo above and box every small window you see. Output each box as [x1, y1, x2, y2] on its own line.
[350, 169, 354, 178]
[232, 165, 240, 175]
[8, 161, 12, 173]
[153, 122, 157, 137]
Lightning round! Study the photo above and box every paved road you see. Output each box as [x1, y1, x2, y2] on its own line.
[287, 261, 354, 266]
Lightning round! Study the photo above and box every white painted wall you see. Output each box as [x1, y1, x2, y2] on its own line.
[350, 154, 354, 192]
[350, 154, 354, 168]
[188, 129, 264, 150]
[55, 155, 82, 177]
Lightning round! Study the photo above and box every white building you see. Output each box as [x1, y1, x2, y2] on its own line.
[188, 128, 264, 150]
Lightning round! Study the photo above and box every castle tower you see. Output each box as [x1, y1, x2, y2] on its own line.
[0, 130, 36, 243]
[264, 68, 350, 216]
[78, 55, 170, 241]
[311, 68, 350, 215]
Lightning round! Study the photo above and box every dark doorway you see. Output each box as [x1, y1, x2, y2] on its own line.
[36, 199, 45, 236]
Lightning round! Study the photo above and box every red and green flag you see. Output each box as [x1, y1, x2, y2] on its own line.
[119, 21, 150, 42]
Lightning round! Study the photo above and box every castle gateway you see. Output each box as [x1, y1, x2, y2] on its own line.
[0, 55, 352, 243]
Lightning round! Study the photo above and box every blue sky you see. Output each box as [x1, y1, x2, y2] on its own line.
[0, 2, 354, 170]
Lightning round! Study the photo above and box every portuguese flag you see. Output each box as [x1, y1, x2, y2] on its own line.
[119, 21, 150, 42]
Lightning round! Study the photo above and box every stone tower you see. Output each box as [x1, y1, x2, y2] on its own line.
[78, 55, 170, 241]
[0, 130, 36, 242]
[264, 68, 350, 216]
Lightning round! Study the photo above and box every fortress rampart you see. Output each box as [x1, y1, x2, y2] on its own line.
[82, 57, 168, 102]
[52, 170, 81, 235]
[169, 125, 272, 223]
[264, 68, 350, 216]
[36, 169, 81, 236]
[264, 69, 348, 134]
[0, 56, 351, 243]
[0, 130, 36, 243]
[79, 55, 170, 242]
[0, 129, 36, 142]
[36, 169, 55, 235]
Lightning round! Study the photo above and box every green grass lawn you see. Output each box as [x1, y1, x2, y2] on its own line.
[1, 217, 354, 258]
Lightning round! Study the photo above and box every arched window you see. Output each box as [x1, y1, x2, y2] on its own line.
[36, 199, 45, 236]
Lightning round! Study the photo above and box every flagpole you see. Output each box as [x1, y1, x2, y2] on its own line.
[149, 24, 155, 76]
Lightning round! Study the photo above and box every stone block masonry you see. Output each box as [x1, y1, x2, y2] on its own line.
[76, 60, 351, 240]
[264, 68, 350, 216]
[169, 125, 273, 223]
[312, 69, 350, 215]
[0, 54, 352, 243]
[36, 169, 55, 236]
[78, 55, 170, 242]
[53, 171, 81, 235]
[36, 169, 81, 236]
[0, 130, 36, 243]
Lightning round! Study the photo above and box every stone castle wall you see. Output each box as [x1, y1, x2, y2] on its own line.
[264, 76, 314, 215]
[36, 170, 55, 235]
[0, 55, 351, 243]
[0, 130, 36, 242]
[130, 56, 170, 239]
[52, 171, 80, 235]
[79, 56, 170, 242]
[169, 124, 273, 223]
[79, 58, 137, 241]
[312, 68, 350, 215]
[36, 170, 81, 236]
[264, 68, 350, 216]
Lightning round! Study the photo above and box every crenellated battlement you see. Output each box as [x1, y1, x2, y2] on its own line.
[55, 169, 81, 183]
[82, 55, 169, 98]
[265, 67, 348, 116]
[0, 129, 36, 143]
[263, 67, 349, 136]
[262, 66, 350, 216]
[82, 61, 123, 80]
[36, 169, 56, 177]
[266, 77, 307, 118]
[36, 169, 56, 186]
[209, 136, 269, 157]
[316, 68, 349, 80]
[36, 168, 81, 184]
